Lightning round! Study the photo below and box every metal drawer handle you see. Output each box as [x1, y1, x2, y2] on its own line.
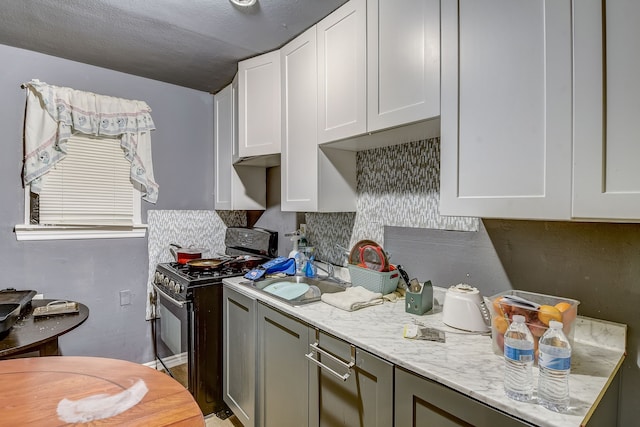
[305, 342, 355, 382]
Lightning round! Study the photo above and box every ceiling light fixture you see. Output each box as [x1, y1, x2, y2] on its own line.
[229, 0, 257, 7]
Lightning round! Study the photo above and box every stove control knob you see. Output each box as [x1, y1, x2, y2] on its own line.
[169, 280, 176, 292]
[163, 277, 170, 286]
[176, 283, 184, 293]
[154, 272, 162, 284]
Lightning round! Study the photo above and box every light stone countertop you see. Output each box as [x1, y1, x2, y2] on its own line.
[222, 276, 626, 427]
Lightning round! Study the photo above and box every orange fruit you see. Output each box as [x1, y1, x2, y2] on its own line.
[555, 302, 572, 313]
[492, 297, 502, 313]
[492, 297, 510, 316]
[538, 305, 562, 326]
[493, 316, 509, 334]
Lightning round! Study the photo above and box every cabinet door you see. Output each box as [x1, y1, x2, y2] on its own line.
[367, 0, 440, 132]
[317, 0, 367, 144]
[257, 303, 310, 427]
[214, 79, 266, 210]
[281, 27, 357, 213]
[281, 27, 319, 212]
[573, 0, 640, 220]
[231, 73, 240, 165]
[395, 368, 528, 427]
[238, 50, 281, 157]
[222, 287, 256, 427]
[214, 83, 234, 210]
[440, 0, 572, 220]
[308, 330, 393, 427]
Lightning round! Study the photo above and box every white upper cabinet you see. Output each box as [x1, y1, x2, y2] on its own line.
[281, 27, 320, 211]
[573, 0, 640, 220]
[317, 0, 367, 144]
[281, 27, 356, 212]
[238, 50, 281, 158]
[440, 0, 573, 220]
[367, 0, 440, 132]
[318, 0, 440, 145]
[214, 79, 266, 210]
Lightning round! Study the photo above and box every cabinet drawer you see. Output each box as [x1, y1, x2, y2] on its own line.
[309, 329, 393, 427]
[315, 329, 353, 363]
[395, 367, 530, 427]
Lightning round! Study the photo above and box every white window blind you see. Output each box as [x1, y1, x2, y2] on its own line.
[39, 135, 135, 226]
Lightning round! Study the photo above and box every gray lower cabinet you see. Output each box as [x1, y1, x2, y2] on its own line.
[308, 329, 393, 427]
[395, 367, 530, 427]
[225, 293, 559, 427]
[257, 303, 311, 427]
[222, 286, 257, 427]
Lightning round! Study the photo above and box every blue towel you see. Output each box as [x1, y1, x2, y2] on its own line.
[244, 257, 296, 280]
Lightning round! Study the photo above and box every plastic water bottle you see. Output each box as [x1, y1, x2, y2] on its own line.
[503, 315, 534, 401]
[538, 320, 572, 412]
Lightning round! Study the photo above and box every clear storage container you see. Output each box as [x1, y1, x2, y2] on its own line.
[489, 290, 579, 363]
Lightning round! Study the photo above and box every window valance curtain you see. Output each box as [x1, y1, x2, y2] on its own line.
[22, 79, 159, 203]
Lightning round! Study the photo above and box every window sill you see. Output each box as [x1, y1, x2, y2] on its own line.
[14, 224, 148, 241]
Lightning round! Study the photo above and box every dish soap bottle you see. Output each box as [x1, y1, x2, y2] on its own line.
[304, 255, 318, 278]
[288, 232, 306, 275]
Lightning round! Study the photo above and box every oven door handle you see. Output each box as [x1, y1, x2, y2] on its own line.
[152, 283, 185, 309]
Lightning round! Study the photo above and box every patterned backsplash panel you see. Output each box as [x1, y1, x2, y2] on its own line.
[304, 212, 356, 266]
[307, 137, 479, 265]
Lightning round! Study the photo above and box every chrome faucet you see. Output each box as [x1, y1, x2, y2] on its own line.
[315, 260, 334, 278]
[313, 260, 348, 286]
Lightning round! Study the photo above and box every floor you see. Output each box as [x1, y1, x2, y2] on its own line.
[159, 363, 243, 426]
[205, 414, 243, 427]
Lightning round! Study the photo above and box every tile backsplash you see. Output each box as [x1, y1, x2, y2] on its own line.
[306, 137, 478, 265]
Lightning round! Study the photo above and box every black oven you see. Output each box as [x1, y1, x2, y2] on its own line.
[151, 227, 277, 418]
[153, 272, 226, 417]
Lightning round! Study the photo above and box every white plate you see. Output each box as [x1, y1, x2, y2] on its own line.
[262, 282, 310, 300]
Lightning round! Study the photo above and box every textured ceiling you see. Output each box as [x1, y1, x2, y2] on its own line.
[0, 0, 347, 94]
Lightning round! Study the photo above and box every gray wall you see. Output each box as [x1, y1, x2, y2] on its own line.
[0, 43, 215, 363]
[253, 166, 301, 258]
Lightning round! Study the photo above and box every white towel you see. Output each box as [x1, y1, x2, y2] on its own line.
[321, 286, 383, 311]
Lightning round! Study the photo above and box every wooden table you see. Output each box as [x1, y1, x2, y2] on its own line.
[0, 299, 89, 358]
[0, 356, 205, 426]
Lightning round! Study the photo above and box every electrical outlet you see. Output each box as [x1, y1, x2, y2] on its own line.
[119, 290, 132, 306]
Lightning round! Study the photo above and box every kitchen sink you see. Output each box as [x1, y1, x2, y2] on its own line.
[240, 275, 349, 306]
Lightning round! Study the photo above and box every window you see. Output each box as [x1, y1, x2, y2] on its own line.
[15, 135, 146, 241]
[16, 80, 158, 241]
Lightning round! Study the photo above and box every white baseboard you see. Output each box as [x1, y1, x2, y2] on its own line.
[143, 352, 188, 369]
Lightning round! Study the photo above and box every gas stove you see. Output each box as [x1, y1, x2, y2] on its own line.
[153, 227, 277, 304]
[154, 261, 253, 303]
